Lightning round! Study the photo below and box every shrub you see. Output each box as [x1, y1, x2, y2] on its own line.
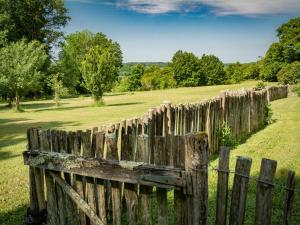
[291, 85, 300, 97]
[255, 81, 266, 90]
[264, 104, 274, 125]
[217, 122, 234, 147]
[277, 61, 300, 84]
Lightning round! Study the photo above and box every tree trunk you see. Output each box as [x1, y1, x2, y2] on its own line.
[15, 90, 21, 111]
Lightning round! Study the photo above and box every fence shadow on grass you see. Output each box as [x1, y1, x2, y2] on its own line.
[0, 204, 27, 225]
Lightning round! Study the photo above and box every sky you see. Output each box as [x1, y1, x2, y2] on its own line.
[63, 0, 300, 63]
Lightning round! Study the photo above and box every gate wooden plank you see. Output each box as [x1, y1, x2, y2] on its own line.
[229, 156, 252, 225]
[154, 136, 168, 225]
[173, 135, 187, 225]
[94, 131, 107, 224]
[106, 132, 122, 225]
[255, 158, 277, 225]
[40, 129, 59, 225]
[82, 129, 97, 225]
[122, 121, 138, 225]
[137, 135, 152, 225]
[49, 171, 105, 225]
[74, 130, 87, 225]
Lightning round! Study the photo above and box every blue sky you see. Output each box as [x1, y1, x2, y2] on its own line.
[64, 0, 300, 63]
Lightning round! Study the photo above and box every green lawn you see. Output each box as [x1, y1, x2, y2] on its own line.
[1, 81, 299, 224]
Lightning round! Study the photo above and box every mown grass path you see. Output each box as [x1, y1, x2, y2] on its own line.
[1, 81, 299, 224]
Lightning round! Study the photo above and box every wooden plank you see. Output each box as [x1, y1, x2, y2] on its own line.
[283, 171, 296, 225]
[73, 130, 87, 225]
[185, 132, 209, 225]
[94, 131, 107, 225]
[173, 135, 187, 225]
[40, 129, 59, 225]
[122, 132, 138, 225]
[137, 135, 152, 225]
[255, 158, 277, 225]
[56, 130, 67, 225]
[229, 156, 252, 225]
[154, 136, 168, 225]
[82, 129, 97, 225]
[215, 146, 230, 225]
[23, 151, 184, 189]
[27, 128, 45, 214]
[48, 171, 105, 225]
[106, 133, 122, 225]
[65, 131, 80, 225]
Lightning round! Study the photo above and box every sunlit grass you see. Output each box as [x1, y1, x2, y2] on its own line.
[1, 81, 298, 225]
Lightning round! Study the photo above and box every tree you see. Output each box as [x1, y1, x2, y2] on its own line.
[243, 63, 260, 80]
[127, 64, 145, 91]
[0, 40, 47, 110]
[0, 0, 70, 49]
[48, 73, 68, 106]
[225, 62, 244, 83]
[277, 61, 300, 84]
[199, 54, 225, 85]
[58, 30, 122, 93]
[171, 50, 199, 86]
[81, 45, 122, 104]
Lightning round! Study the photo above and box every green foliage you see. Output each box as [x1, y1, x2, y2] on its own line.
[58, 30, 122, 93]
[48, 73, 68, 106]
[243, 63, 260, 79]
[291, 85, 300, 97]
[0, 40, 47, 110]
[264, 104, 274, 125]
[217, 122, 233, 147]
[199, 54, 226, 85]
[0, 0, 70, 48]
[259, 61, 285, 82]
[140, 66, 176, 90]
[277, 61, 300, 84]
[225, 62, 244, 83]
[127, 64, 145, 91]
[81, 44, 122, 104]
[171, 50, 199, 86]
[256, 81, 266, 89]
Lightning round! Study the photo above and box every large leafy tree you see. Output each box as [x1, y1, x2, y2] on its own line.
[0, 40, 48, 110]
[81, 45, 122, 104]
[260, 17, 300, 81]
[199, 54, 225, 85]
[0, 0, 69, 49]
[171, 50, 200, 86]
[127, 64, 145, 91]
[58, 30, 122, 93]
[277, 61, 300, 84]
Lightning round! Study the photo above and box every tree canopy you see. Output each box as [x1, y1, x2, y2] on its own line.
[81, 44, 122, 104]
[58, 30, 122, 93]
[0, 40, 48, 109]
[0, 0, 69, 49]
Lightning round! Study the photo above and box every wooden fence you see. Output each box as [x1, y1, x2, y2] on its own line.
[23, 85, 289, 225]
[24, 129, 297, 225]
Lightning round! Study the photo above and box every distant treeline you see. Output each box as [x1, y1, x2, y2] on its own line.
[0, 0, 299, 109]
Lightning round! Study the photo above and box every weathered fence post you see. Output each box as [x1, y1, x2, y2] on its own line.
[137, 135, 152, 225]
[255, 158, 277, 225]
[185, 132, 209, 225]
[283, 170, 296, 225]
[229, 156, 252, 225]
[215, 146, 230, 225]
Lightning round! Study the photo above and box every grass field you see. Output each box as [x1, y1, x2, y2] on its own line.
[1, 80, 299, 224]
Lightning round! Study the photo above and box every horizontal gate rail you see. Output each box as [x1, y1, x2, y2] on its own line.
[23, 150, 185, 189]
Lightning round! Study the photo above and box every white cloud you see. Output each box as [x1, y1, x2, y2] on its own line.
[116, 0, 300, 16]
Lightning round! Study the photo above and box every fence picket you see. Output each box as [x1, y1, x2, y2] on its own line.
[283, 171, 296, 225]
[216, 146, 230, 225]
[229, 156, 252, 225]
[255, 158, 277, 225]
